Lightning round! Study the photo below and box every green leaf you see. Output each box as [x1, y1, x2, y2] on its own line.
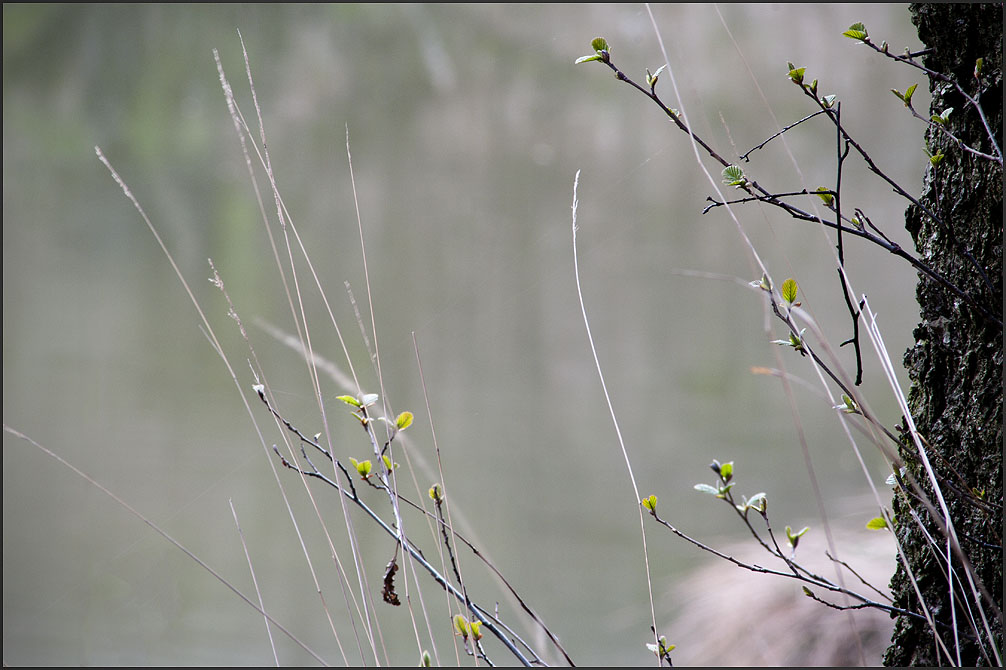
[904, 83, 918, 105]
[802, 585, 814, 597]
[721, 164, 747, 187]
[453, 614, 470, 638]
[787, 65, 806, 85]
[360, 393, 380, 407]
[782, 278, 799, 305]
[428, 483, 444, 502]
[575, 54, 602, 65]
[719, 461, 734, 482]
[382, 454, 399, 472]
[694, 483, 720, 495]
[396, 411, 414, 430]
[842, 22, 869, 41]
[590, 37, 609, 52]
[336, 395, 361, 407]
[833, 393, 859, 414]
[820, 94, 837, 108]
[420, 650, 432, 667]
[469, 619, 483, 641]
[642, 494, 658, 512]
[814, 186, 834, 206]
[866, 516, 889, 530]
[891, 85, 917, 107]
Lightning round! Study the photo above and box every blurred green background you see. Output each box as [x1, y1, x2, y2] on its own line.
[4, 4, 927, 665]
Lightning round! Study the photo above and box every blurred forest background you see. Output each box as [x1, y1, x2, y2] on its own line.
[4, 4, 928, 665]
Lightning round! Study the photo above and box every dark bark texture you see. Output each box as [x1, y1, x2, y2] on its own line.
[886, 4, 1003, 666]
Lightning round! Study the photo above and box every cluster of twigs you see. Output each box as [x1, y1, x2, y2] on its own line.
[608, 46, 1000, 331]
[208, 34, 578, 666]
[573, 18, 1001, 666]
[647, 460, 953, 628]
[256, 385, 572, 667]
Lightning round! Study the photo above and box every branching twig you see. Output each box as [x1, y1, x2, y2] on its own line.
[739, 109, 829, 161]
[589, 51, 1002, 328]
[258, 384, 569, 666]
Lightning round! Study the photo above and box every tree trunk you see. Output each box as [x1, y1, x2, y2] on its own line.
[886, 4, 1003, 666]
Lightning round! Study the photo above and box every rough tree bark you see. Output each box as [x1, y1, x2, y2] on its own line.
[886, 4, 1003, 666]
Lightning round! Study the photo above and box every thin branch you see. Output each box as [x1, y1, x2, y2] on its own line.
[739, 109, 829, 161]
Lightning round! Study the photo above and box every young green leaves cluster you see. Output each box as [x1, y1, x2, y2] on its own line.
[645, 64, 667, 92]
[841, 20, 892, 57]
[349, 457, 373, 479]
[694, 459, 735, 499]
[453, 614, 483, 642]
[841, 22, 869, 43]
[768, 278, 808, 354]
[694, 459, 769, 518]
[891, 82, 918, 107]
[785, 61, 839, 110]
[348, 453, 397, 480]
[721, 164, 748, 188]
[772, 328, 807, 355]
[335, 394, 413, 478]
[574, 37, 610, 65]
[646, 635, 676, 664]
[575, 37, 677, 113]
[335, 394, 414, 433]
[785, 524, 809, 550]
